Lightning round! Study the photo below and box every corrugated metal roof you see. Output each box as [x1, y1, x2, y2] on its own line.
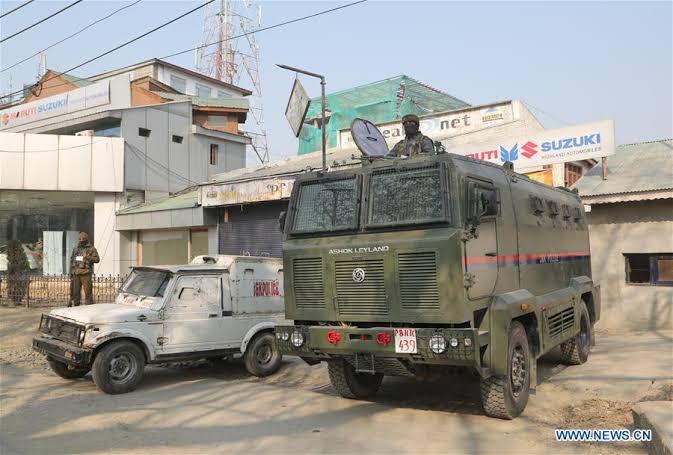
[209, 147, 361, 184]
[572, 139, 673, 197]
[152, 91, 249, 110]
[117, 189, 199, 215]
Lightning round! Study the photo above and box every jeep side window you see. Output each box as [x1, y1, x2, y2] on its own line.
[466, 181, 497, 223]
[168, 276, 220, 315]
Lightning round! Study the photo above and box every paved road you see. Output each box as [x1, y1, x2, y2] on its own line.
[1, 307, 671, 454]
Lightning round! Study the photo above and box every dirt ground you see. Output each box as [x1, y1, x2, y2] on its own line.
[1, 306, 672, 455]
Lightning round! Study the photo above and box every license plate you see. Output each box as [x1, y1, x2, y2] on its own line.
[394, 328, 417, 354]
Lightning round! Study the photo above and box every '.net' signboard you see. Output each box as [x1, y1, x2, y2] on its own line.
[449, 120, 615, 169]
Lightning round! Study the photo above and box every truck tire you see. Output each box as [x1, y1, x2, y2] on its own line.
[92, 340, 145, 394]
[244, 332, 282, 377]
[47, 358, 89, 379]
[480, 321, 531, 419]
[328, 358, 383, 400]
[560, 301, 592, 365]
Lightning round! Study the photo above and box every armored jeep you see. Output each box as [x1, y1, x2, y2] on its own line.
[275, 150, 600, 419]
[33, 255, 286, 394]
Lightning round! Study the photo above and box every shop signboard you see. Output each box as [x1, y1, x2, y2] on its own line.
[0, 80, 110, 130]
[201, 177, 295, 207]
[284, 79, 310, 137]
[337, 102, 515, 149]
[449, 120, 615, 169]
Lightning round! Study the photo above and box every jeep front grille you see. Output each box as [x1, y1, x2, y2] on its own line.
[399, 251, 440, 310]
[39, 315, 84, 345]
[293, 257, 325, 309]
[335, 259, 388, 316]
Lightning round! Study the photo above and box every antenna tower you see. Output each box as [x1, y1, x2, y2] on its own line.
[196, 0, 269, 163]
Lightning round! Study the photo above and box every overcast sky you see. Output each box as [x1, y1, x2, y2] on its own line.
[1, 1, 671, 164]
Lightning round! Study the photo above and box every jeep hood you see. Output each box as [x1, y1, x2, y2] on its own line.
[50, 304, 160, 324]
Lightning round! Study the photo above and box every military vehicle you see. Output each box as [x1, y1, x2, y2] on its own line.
[275, 119, 600, 419]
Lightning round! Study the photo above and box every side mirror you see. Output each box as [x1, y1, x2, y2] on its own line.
[278, 211, 287, 233]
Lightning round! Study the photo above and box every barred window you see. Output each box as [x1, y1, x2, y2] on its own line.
[367, 165, 446, 227]
[291, 177, 358, 233]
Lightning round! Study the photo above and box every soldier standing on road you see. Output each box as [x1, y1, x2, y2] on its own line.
[69, 232, 100, 306]
[388, 114, 436, 158]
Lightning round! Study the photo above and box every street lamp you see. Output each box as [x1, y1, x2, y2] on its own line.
[276, 64, 327, 172]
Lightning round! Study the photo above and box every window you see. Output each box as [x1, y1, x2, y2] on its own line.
[368, 165, 446, 227]
[625, 254, 673, 286]
[529, 196, 545, 215]
[217, 90, 231, 98]
[209, 144, 219, 165]
[196, 83, 211, 98]
[172, 135, 183, 144]
[547, 200, 559, 217]
[138, 127, 151, 137]
[565, 163, 583, 187]
[561, 204, 571, 220]
[122, 269, 171, 297]
[170, 75, 187, 93]
[291, 177, 359, 234]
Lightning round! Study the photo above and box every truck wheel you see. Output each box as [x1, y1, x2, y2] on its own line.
[244, 332, 282, 377]
[47, 359, 89, 379]
[560, 301, 591, 365]
[92, 340, 145, 394]
[328, 358, 383, 399]
[480, 321, 531, 419]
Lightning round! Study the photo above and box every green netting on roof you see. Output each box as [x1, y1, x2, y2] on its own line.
[298, 75, 469, 155]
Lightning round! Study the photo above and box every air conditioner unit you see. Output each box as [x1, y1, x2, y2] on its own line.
[75, 130, 95, 137]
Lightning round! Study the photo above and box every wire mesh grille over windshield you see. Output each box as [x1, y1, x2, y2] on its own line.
[292, 177, 358, 233]
[368, 165, 444, 226]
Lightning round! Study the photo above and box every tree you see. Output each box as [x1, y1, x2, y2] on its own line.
[7, 240, 29, 306]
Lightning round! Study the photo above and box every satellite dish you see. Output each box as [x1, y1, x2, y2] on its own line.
[350, 118, 390, 157]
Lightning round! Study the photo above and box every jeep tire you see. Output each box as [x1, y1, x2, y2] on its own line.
[92, 340, 145, 394]
[328, 358, 383, 400]
[244, 332, 282, 377]
[560, 301, 592, 365]
[47, 358, 89, 379]
[480, 321, 531, 419]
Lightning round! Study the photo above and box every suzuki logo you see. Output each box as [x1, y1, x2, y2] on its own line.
[521, 141, 538, 158]
[352, 268, 365, 283]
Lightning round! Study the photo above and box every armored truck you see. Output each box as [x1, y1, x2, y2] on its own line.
[33, 255, 286, 394]
[275, 150, 600, 419]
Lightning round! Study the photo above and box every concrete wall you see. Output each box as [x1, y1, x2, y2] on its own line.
[118, 230, 138, 275]
[587, 199, 673, 330]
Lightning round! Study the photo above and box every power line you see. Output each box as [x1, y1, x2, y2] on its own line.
[0, 0, 83, 44]
[523, 100, 572, 126]
[0, 0, 367, 102]
[162, 0, 368, 60]
[1, 0, 143, 73]
[0, 0, 215, 100]
[0, 0, 35, 19]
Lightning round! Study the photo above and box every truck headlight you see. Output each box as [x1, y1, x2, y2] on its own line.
[449, 337, 459, 348]
[428, 335, 446, 354]
[290, 331, 304, 347]
[464, 337, 472, 347]
[281, 332, 290, 342]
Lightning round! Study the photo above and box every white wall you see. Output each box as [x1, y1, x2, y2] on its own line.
[0, 133, 124, 192]
[94, 193, 121, 275]
[156, 66, 242, 98]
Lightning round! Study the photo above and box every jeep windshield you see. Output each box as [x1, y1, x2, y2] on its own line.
[121, 269, 171, 299]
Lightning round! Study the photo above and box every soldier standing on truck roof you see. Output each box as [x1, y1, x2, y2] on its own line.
[69, 232, 100, 306]
[388, 114, 436, 158]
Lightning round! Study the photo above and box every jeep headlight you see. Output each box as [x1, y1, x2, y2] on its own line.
[290, 330, 304, 348]
[429, 335, 447, 354]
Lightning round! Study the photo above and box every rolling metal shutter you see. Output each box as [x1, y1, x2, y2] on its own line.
[218, 201, 287, 257]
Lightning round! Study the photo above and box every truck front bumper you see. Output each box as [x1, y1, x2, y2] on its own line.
[32, 335, 92, 367]
[275, 325, 480, 366]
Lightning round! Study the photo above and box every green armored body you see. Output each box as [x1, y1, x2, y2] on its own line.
[276, 123, 600, 419]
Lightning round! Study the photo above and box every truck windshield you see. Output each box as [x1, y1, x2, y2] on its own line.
[291, 177, 359, 234]
[122, 269, 171, 298]
[367, 164, 447, 228]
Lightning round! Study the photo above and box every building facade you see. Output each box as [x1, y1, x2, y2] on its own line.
[573, 139, 673, 330]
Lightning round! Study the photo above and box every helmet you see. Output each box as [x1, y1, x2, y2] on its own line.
[401, 114, 420, 125]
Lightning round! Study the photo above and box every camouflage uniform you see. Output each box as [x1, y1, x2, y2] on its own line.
[388, 114, 435, 158]
[69, 232, 100, 306]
